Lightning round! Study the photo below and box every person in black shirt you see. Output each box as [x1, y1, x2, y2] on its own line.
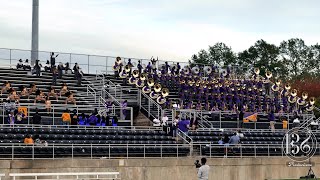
[52, 66, 58, 85]
[50, 52, 59, 69]
[34, 60, 41, 77]
[58, 63, 64, 79]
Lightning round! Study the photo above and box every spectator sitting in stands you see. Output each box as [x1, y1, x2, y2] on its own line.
[15, 109, 26, 124]
[73, 63, 79, 78]
[153, 118, 161, 126]
[24, 134, 34, 144]
[1, 81, 11, 95]
[45, 97, 51, 114]
[34, 134, 48, 146]
[4, 100, 16, 114]
[34, 89, 46, 105]
[76, 68, 83, 86]
[293, 118, 300, 128]
[88, 113, 98, 126]
[61, 109, 71, 125]
[236, 130, 244, 139]
[23, 59, 31, 70]
[190, 118, 199, 130]
[78, 113, 86, 125]
[310, 120, 318, 130]
[19, 85, 29, 97]
[8, 88, 20, 102]
[47, 86, 58, 101]
[44, 60, 51, 72]
[71, 109, 78, 125]
[17, 59, 23, 69]
[229, 132, 240, 145]
[32, 108, 42, 124]
[65, 91, 76, 105]
[29, 83, 37, 95]
[59, 82, 68, 97]
[8, 111, 15, 125]
[161, 114, 168, 126]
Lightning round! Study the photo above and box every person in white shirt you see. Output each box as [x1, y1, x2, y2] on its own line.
[161, 115, 168, 126]
[153, 118, 160, 126]
[197, 158, 210, 180]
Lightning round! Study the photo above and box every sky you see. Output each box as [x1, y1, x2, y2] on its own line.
[0, 0, 320, 62]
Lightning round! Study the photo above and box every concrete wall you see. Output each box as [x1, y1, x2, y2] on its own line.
[0, 157, 319, 180]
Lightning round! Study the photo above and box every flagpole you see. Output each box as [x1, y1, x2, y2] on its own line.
[31, 0, 39, 66]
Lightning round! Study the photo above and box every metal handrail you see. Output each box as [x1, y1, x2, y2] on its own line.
[86, 84, 97, 103]
[139, 90, 163, 120]
[9, 172, 121, 180]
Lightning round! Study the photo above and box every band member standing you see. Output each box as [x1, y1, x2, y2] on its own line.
[50, 52, 59, 69]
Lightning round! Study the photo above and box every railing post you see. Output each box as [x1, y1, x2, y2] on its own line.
[53, 106, 55, 125]
[27, 104, 30, 125]
[88, 55, 90, 74]
[9, 49, 12, 68]
[148, 98, 150, 117]
[219, 111, 222, 128]
[130, 107, 133, 126]
[2, 104, 5, 124]
[106, 56, 108, 74]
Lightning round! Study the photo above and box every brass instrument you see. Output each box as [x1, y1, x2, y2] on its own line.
[150, 91, 159, 99]
[302, 92, 308, 100]
[180, 79, 185, 84]
[112, 64, 120, 71]
[288, 96, 297, 104]
[170, 64, 177, 69]
[119, 71, 128, 79]
[142, 86, 151, 94]
[254, 67, 260, 75]
[116, 57, 122, 64]
[156, 95, 166, 104]
[275, 79, 281, 85]
[132, 70, 139, 78]
[188, 79, 195, 85]
[135, 79, 145, 88]
[161, 88, 169, 97]
[129, 76, 137, 85]
[140, 73, 147, 81]
[271, 83, 279, 92]
[265, 70, 272, 79]
[307, 105, 314, 111]
[296, 97, 305, 106]
[154, 83, 162, 92]
[192, 66, 200, 74]
[124, 65, 131, 72]
[183, 68, 190, 75]
[147, 79, 155, 87]
[291, 89, 298, 97]
[285, 83, 291, 90]
[310, 97, 316, 105]
[220, 69, 227, 77]
[204, 66, 212, 74]
[159, 64, 166, 70]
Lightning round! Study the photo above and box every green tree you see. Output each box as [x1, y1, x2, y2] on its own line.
[238, 39, 285, 79]
[208, 42, 237, 66]
[279, 38, 311, 79]
[189, 49, 209, 65]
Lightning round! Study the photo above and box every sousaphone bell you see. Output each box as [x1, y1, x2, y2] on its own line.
[265, 70, 272, 79]
[192, 66, 200, 75]
[150, 91, 159, 99]
[156, 95, 166, 104]
[119, 71, 128, 79]
[128, 76, 137, 85]
[154, 83, 162, 93]
[142, 86, 151, 94]
[204, 66, 212, 74]
[135, 79, 145, 88]
[140, 73, 147, 81]
[132, 70, 139, 78]
[147, 79, 155, 87]
[161, 88, 169, 97]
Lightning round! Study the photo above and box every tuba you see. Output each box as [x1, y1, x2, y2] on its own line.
[135, 79, 145, 88]
[116, 57, 122, 64]
[156, 95, 166, 104]
[288, 96, 297, 104]
[220, 69, 227, 77]
[119, 71, 128, 79]
[154, 83, 162, 92]
[147, 79, 155, 87]
[124, 64, 131, 72]
[142, 86, 151, 94]
[309, 97, 316, 105]
[129, 76, 137, 85]
[150, 91, 159, 99]
[112, 64, 120, 72]
[271, 83, 280, 92]
[140, 73, 147, 81]
[302, 92, 308, 100]
[204, 66, 212, 74]
[265, 70, 272, 79]
[296, 97, 305, 106]
[161, 88, 169, 97]
[183, 68, 190, 75]
[192, 66, 200, 74]
[306, 104, 314, 112]
[132, 70, 139, 78]
[254, 67, 260, 75]
[291, 89, 298, 97]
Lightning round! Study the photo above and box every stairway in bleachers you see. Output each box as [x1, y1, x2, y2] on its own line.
[0, 68, 98, 125]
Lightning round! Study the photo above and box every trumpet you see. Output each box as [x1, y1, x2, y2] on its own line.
[154, 83, 162, 92]
[128, 76, 137, 85]
[161, 88, 169, 97]
[156, 95, 166, 104]
[132, 70, 139, 78]
[142, 86, 151, 94]
[147, 79, 155, 87]
[150, 91, 159, 99]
